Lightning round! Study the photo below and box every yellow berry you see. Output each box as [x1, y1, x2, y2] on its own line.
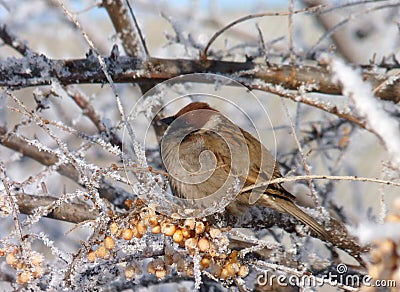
[195, 222, 205, 234]
[125, 265, 136, 279]
[110, 222, 119, 235]
[200, 257, 211, 269]
[173, 229, 184, 243]
[209, 227, 221, 238]
[31, 253, 43, 267]
[87, 250, 96, 263]
[6, 253, 17, 267]
[198, 237, 210, 252]
[155, 269, 166, 279]
[162, 223, 176, 236]
[185, 237, 198, 250]
[184, 218, 195, 230]
[17, 271, 32, 284]
[137, 220, 147, 235]
[123, 228, 134, 241]
[147, 261, 156, 274]
[238, 265, 249, 278]
[95, 245, 110, 259]
[104, 236, 115, 250]
[151, 224, 161, 234]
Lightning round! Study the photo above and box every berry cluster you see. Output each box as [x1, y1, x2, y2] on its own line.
[87, 199, 250, 282]
[1, 247, 43, 284]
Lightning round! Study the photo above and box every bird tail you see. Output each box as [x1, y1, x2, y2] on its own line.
[246, 185, 330, 240]
[278, 199, 330, 241]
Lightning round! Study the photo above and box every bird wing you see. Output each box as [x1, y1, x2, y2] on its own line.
[239, 129, 296, 202]
[199, 124, 296, 202]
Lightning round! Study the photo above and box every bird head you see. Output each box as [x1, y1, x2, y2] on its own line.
[161, 102, 219, 130]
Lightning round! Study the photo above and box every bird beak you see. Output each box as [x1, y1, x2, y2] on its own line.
[160, 116, 175, 125]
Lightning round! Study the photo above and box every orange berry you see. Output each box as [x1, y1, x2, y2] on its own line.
[176, 259, 185, 272]
[31, 253, 43, 267]
[32, 266, 43, 278]
[182, 228, 193, 238]
[220, 268, 230, 280]
[164, 255, 173, 265]
[148, 216, 158, 227]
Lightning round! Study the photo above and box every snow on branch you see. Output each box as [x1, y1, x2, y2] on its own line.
[327, 55, 400, 169]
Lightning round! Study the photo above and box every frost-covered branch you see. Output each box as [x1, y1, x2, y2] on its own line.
[102, 0, 149, 58]
[328, 56, 400, 169]
[16, 193, 98, 223]
[0, 127, 132, 208]
[0, 55, 399, 103]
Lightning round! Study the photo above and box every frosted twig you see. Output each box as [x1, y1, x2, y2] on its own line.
[280, 98, 321, 209]
[307, 3, 400, 58]
[241, 174, 400, 193]
[288, 0, 295, 65]
[202, 5, 325, 58]
[0, 163, 30, 260]
[247, 81, 367, 129]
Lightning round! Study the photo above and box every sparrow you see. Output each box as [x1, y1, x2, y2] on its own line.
[160, 102, 329, 240]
